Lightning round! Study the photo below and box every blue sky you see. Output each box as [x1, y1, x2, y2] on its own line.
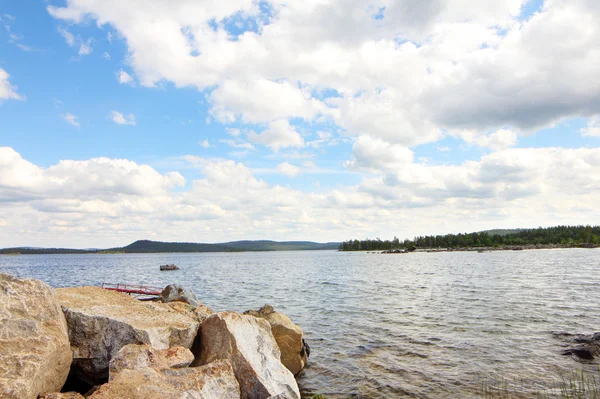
[1, 0, 599, 247]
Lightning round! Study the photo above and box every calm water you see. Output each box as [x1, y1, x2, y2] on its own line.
[1, 249, 599, 398]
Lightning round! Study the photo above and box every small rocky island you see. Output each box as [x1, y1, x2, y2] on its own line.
[0, 273, 310, 399]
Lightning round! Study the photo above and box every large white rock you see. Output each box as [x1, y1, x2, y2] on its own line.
[196, 312, 300, 399]
[89, 345, 240, 399]
[56, 286, 201, 385]
[0, 274, 72, 399]
[245, 305, 309, 375]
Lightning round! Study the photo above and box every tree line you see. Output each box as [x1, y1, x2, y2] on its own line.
[338, 225, 600, 251]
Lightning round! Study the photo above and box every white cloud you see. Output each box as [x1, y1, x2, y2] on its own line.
[347, 136, 414, 172]
[0, 68, 23, 100]
[58, 27, 93, 56]
[580, 117, 600, 137]
[1, 146, 599, 247]
[62, 113, 80, 127]
[78, 38, 93, 55]
[103, 52, 111, 60]
[226, 128, 241, 137]
[453, 129, 519, 151]
[57, 27, 75, 46]
[110, 111, 135, 125]
[248, 120, 304, 152]
[277, 162, 301, 177]
[46, 0, 600, 148]
[219, 139, 255, 150]
[118, 69, 133, 85]
[199, 139, 210, 148]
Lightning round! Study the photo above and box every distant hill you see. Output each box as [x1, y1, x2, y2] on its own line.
[0, 239, 341, 255]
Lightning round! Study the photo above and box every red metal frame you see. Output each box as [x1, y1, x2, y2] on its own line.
[101, 282, 163, 296]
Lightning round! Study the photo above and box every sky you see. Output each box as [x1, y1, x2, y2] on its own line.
[1, 0, 599, 248]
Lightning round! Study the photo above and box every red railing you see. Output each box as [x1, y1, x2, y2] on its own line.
[101, 282, 163, 296]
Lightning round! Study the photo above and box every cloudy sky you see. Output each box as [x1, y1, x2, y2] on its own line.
[1, 0, 599, 248]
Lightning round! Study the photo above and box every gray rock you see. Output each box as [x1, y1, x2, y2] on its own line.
[244, 305, 309, 375]
[56, 286, 201, 385]
[160, 284, 201, 308]
[0, 274, 72, 399]
[196, 312, 300, 399]
[89, 345, 240, 399]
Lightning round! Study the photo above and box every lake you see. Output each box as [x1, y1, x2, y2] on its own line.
[1, 249, 599, 398]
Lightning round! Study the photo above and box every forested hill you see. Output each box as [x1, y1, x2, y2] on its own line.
[0, 239, 341, 254]
[339, 225, 600, 251]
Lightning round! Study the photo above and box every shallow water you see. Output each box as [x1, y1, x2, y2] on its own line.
[1, 249, 599, 398]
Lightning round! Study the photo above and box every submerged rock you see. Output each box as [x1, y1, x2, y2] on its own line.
[56, 286, 201, 385]
[560, 332, 600, 360]
[0, 274, 72, 399]
[196, 312, 300, 399]
[160, 284, 201, 308]
[245, 305, 309, 375]
[89, 345, 240, 399]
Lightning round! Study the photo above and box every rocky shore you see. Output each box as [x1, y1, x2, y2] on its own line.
[0, 273, 309, 399]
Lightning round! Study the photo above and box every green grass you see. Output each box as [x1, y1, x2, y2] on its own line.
[481, 367, 600, 398]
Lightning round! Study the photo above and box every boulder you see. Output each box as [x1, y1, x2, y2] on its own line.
[0, 274, 72, 399]
[89, 345, 240, 399]
[160, 284, 201, 308]
[244, 305, 309, 375]
[39, 393, 84, 399]
[109, 344, 195, 373]
[196, 312, 300, 399]
[56, 286, 201, 385]
[167, 301, 214, 323]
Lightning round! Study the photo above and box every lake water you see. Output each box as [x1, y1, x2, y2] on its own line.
[1, 249, 599, 398]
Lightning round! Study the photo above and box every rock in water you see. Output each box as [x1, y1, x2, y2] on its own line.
[160, 284, 201, 308]
[244, 305, 309, 375]
[56, 286, 201, 385]
[196, 312, 300, 399]
[89, 345, 240, 399]
[0, 274, 72, 399]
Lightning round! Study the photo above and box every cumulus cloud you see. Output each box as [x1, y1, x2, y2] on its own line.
[110, 111, 135, 125]
[62, 113, 80, 127]
[453, 129, 519, 151]
[248, 120, 304, 151]
[347, 136, 414, 172]
[198, 139, 210, 148]
[1, 146, 599, 247]
[277, 162, 301, 177]
[46, 0, 600, 148]
[118, 69, 133, 85]
[580, 117, 600, 137]
[0, 68, 23, 100]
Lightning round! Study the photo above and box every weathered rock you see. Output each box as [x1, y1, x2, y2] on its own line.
[560, 332, 600, 360]
[109, 344, 195, 374]
[160, 284, 201, 308]
[196, 312, 300, 399]
[167, 301, 214, 323]
[56, 286, 201, 385]
[0, 274, 72, 399]
[244, 305, 309, 375]
[38, 393, 85, 399]
[89, 345, 240, 399]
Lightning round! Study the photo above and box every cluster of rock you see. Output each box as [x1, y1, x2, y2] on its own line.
[0, 275, 309, 399]
[558, 332, 600, 361]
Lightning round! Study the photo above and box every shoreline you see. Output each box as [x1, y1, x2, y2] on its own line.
[346, 243, 599, 254]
